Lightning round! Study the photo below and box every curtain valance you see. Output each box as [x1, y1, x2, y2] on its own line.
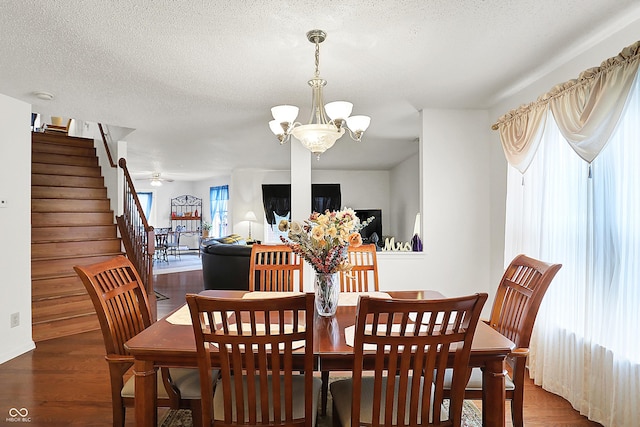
[494, 40, 640, 171]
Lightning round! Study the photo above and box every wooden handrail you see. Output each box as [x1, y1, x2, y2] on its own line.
[98, 123, 117, 168]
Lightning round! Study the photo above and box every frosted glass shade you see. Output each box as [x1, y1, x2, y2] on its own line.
[271, 105, 299, 124]
[325, 101, 353, 121]
[269, 120, 284, 135]
[346, 115, 371, 132]
[291, 124, 345, 156]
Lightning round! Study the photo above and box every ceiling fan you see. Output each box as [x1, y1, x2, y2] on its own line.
[141, 172, 174, 187]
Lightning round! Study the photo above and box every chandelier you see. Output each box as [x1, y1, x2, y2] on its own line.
[269, 29, 371, 159]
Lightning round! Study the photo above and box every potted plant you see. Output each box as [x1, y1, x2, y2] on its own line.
[201, 221, 212, 238]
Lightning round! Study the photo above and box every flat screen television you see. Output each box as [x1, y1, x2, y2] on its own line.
[355, 209, 382, 247]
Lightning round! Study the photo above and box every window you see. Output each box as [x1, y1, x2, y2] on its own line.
[209, 185, 229, 238]
[137, 192, 153, 221]
[505, 73, 640, 423]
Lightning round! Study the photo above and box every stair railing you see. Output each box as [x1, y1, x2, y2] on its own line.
[117, 158, 155, 299]
[98, 124, 155, 304]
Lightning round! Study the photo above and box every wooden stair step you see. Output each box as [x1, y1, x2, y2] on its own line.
[32, 151, 99, 167]
[32, 293, 96, 323]
[32, 132, 94, 147]
[31, 225, 118, 242]
[32, 174, 104, 188]
[32, 162, 102, 177]
[32, 254, 124, 280]
[32, 212, 115, 227]
[32, 239, 122, 259]
[32, 313, 100, 342]
[32, 198, 111, 213]
[32, 276, 87, 300]
[32, 141, 96, 158]
[31, 186, 108, 200]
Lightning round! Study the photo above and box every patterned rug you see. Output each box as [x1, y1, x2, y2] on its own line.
[160, 395, 482, 427]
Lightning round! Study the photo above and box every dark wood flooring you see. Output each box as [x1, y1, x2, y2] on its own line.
[0, 269, 602, 426]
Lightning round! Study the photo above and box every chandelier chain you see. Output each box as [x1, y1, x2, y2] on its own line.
[314, 37, 320, 78]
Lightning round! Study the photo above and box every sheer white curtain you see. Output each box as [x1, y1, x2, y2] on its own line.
[504, 73, 640, 427]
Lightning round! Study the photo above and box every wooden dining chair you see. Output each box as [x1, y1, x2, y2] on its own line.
[154, 228, 169, 264]
[444, 254, 562, 427]
[74, 255, 204, 427]
[186, 292, 321, 426]
[339, 243, 379, 292]
[249, 244, 304, 292]
[330, 293, 487, 427]
[320, 243, 380, 414]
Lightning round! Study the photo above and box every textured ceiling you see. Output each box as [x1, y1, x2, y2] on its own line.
[1, 0, 638, 180]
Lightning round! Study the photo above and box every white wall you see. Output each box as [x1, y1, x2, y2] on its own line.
[0, 94, 35, 363]
[389, 153, 420, 242]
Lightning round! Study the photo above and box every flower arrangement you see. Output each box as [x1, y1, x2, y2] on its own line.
[278, 208, 373, 274]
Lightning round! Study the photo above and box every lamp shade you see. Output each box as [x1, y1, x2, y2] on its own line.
[346, 115, 371, 132]
[269, 120, 284, 136]
[325, 101, 353, 121]
[271, 105, 299, 124]
[245, 211, 257, 222]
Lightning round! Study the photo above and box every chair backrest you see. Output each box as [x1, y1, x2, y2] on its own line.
[249, 244, 304, 292]
[74, 255, 152, 357]
[167, 230, 181, 246]
[489, 254, 562, 349]
[351, 293, 487, 426]
[155, 232, 168, 248]
[339, 243, 379, 292]
[186, 293, 315, 427]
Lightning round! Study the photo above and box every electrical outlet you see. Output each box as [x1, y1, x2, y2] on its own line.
[10, 312, 19, 328]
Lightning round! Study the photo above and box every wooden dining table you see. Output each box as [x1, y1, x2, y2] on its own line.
[125, 290, 515, 427]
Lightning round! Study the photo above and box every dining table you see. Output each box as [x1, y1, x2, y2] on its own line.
[125, 290, 515, 427]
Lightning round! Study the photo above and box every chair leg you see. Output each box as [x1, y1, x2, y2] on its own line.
[321, 370, 330, 416]
[190, 400, 202, 427]
[332, 400, 342, 427]
[511, 395, 524, 427]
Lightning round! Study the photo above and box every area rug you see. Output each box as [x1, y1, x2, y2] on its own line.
[159, 394, 482, 427]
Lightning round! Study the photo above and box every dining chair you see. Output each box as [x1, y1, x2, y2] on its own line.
[249, 244, 304, 292]
[186, 292, 321, 426]
[330, 293, 487, 427]
[166, 227, 184, 259]
[443, 254, 562, 427]
[154, 228, 169, 264]
[74, 255, 205, 427]
[339, 243, 379, 292]
[320, 243, 380, 414]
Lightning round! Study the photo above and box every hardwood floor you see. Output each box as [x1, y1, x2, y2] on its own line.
[0, 269, 602, 426]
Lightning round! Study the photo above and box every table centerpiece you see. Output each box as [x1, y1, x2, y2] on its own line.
[279, 208, 373, 316]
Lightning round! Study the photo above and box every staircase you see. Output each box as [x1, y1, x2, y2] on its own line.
[31, 132, 123, 341]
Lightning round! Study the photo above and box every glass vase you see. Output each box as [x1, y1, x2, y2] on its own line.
[314, 272, 340, 317]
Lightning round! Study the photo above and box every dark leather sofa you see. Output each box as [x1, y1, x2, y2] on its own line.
[201, 235, 252, 290]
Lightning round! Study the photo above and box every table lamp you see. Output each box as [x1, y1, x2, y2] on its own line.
[245, 211, 257, 241]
